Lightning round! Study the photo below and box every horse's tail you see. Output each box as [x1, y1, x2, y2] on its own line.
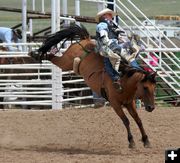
[38, 24, 90, 54]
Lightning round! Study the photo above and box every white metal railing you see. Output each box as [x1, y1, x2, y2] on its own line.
[113, 0, 180, 97]
[115, 1, 180, 53]
[0, 50, 93, 108]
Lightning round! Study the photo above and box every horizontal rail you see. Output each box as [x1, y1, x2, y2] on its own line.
[0, 100, 51, 105]
[59, 16, 76, 22]
[0, 80, 52, 85]
[0, 42, 42, 46]
[0, 87, 90, 93]
[144, 48, 180, 52]
[63, 87, 90, 93]
[0, 91, 52, 95]
[0, 87, 51, 91]
[1, 94, 51, 98]
[0, 73, 51, 77]
[62, 95, 93, 102]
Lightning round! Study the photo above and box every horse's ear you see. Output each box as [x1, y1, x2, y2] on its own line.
[150, 71, 157, 79]
[149, 71, 157, 83]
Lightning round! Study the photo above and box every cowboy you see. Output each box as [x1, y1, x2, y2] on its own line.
[96, 8, 142, 90]
[0, 27, 22, 51]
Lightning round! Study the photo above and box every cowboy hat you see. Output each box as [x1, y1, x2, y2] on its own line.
[95, 8, 116, 22]
[13, 29, 22, 39]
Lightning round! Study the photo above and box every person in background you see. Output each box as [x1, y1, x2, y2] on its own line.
[0, 27, 22, 52]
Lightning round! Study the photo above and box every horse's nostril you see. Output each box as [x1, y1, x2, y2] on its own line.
[145, 105, 155, 112]
[148, 106, 154, 112]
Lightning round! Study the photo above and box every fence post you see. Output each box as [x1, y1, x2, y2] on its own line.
[51, 0, 63, 109]
[22, 0, 27, 51]
[97, 0, 105, 12]
[75, 0, 80, 16]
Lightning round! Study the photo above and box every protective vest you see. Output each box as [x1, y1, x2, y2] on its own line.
[96, 20, 119, 40]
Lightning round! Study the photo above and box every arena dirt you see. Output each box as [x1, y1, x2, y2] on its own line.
[0, 107, 179, 163]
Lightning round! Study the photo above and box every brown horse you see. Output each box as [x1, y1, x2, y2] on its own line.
[29, 25, 156, 148]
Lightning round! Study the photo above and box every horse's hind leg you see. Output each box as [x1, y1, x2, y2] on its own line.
[113, 106, 135, 148]
[125, 101, 151, 148]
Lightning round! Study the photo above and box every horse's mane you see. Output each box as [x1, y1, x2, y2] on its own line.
[118, 59, 144, 77]
[141, 72, 156, 83]
[119, 59, 156, 83]
[38, 24, 90, 54]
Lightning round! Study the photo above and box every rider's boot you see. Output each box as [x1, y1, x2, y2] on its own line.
[113, 80, 122, 91]
[112, 73, 123, 92]
[120, 47, 140, 63]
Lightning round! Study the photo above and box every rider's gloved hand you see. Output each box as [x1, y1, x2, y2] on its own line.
[115, 29, 126, 35]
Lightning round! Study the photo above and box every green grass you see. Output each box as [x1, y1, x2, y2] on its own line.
[129, 0, 180, 17]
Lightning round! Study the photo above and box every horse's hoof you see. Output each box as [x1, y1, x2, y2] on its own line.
[144, 140, 151, 148]
[129, 142, 136, 149]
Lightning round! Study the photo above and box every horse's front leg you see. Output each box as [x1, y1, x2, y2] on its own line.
[125, 101, 151, 148]
[112, 105, 135, 148]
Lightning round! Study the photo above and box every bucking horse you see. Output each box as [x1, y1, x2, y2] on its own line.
[28, 24, 156, 148]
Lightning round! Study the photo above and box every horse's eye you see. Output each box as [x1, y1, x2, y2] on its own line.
[143, 87, 148, 91]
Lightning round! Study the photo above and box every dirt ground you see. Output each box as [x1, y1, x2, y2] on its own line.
[0, 106, 179, 163]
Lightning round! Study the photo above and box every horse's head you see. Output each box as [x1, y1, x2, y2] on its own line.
[136, 72, 156, 112]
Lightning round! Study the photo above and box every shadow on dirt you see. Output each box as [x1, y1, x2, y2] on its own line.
[0, 145, 126, 156]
